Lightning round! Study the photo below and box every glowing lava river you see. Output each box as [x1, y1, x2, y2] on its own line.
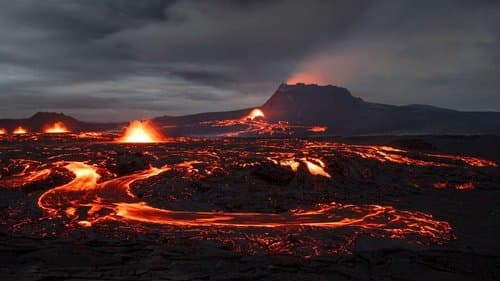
[0, 135, 498, 256]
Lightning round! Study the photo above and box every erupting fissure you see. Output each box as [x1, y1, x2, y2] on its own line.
[117, 120, 166, 143]
[246, 108, 265, 120]
[202, 108, 329, 137]
[13, 126, 28, 134]
[44, 122, 70, 133]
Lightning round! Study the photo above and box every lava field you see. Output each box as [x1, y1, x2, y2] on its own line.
[1, 134, 499, 280]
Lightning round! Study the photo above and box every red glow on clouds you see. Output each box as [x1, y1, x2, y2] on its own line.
[287, 71, 327, 85]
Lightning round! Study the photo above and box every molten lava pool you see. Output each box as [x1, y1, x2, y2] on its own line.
[0, 135, 498, 256]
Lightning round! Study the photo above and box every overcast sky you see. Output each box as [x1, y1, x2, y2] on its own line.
[1, 0, 499, 121]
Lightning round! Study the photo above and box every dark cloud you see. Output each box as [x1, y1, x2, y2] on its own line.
[0, 0, 499, 121]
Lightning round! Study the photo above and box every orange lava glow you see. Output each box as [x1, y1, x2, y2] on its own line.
[3, 139, 497, 255]
[35, 162, 451, 247]
[13, 126, 28, 134]
[433, 182, 447, 189]
[430, 153, 497, 167]
[44, 122, 70, 133]
[307, 126, 327, 133]
[117, 120, 166, 143]
[246, 108, 265, 120]
[303, 159, 331, 178]
[286, 72, 326, 85]
[269, 157, 331, 178]
[1, 169, 51, 188]
[456, 182, 474, 190]
[202, 112, 326, 137]
[331, 145, 497, 168]
[0, 128, 6, 135]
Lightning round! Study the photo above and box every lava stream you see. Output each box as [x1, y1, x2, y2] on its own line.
[37, 162, 451, 244]
[0, 169, 51, 188]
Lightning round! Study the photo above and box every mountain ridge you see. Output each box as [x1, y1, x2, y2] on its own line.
[2, 83, 500, 135]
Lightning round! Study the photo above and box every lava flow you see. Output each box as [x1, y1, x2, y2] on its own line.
[36, 162, 451, 248]
[268, 157, 331, 178]
[117, 120, 166, 143]
[13, 126, 28, 134]
[44, 122, 70, 133]
[2, 138, 497, 256]
[202, 108, 328, 137]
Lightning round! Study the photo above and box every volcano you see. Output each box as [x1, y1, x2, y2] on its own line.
[0, 112, 121, 133]
[260, 83, 500, 135]
[2, 84, 500, 136]
[154, 83, 500, 136]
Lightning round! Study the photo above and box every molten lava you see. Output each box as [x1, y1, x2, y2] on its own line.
[13, 126, 28, 134]
[0, 128, 6, 135]
[202, 108, 330, 137]
[44, 122, 70, 133]
[34, 161, 451, 249]
[2, 138, 497, 256]
[308, 126, 327, 133]
[246, 108, 265, 120]
[117, 120, 165, 143]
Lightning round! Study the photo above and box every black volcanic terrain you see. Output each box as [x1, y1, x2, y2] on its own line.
[1, 84, 500, 280]
[0, 134, 499, 280]
[2, 84, 500, 136]
[155, 83, 500, 136]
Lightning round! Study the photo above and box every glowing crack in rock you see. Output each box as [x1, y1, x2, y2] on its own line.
[117, 120, 166, 143]
[268, 157, 331, 178]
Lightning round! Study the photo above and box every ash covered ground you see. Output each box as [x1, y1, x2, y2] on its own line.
[0, 134, 499, 280]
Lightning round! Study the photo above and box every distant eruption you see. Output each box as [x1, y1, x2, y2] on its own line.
[286, 71, 327, 85]
[13, 126, 28, 134]
[308, 126, 327, 133]
[246, 108, 265, 120]
[44, 122, 70, 133]
[117, 120, 165, 143]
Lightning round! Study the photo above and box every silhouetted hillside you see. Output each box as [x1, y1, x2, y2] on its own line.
[260, 83, 500, 135]
[3, 84, 500, 136]
[0, 112, 121, 133]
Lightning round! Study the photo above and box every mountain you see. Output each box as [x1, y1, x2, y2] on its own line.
[0, 112, 121, 133]
[153, 83, 500, 136]
[260, 83, 500, 135]
[2, 84, 500, 136]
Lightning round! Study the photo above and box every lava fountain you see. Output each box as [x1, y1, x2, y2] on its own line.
[117, 120, 166, 143]
[246, 108, 265, 120]
[44, 122, 70, 133]
[13, 126, 28, 134]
